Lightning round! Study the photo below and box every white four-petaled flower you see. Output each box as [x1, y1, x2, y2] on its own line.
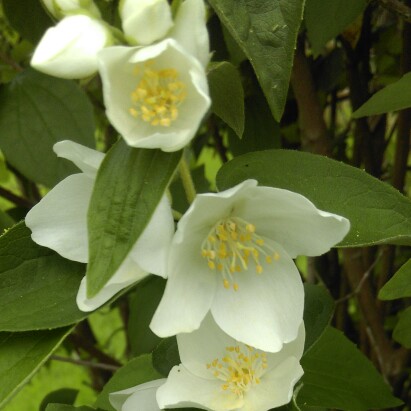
[98, 38, 210, 152]
[158, 314, 305, 411]
[25, 140, 174, 312]
[150, 179, 350, 352]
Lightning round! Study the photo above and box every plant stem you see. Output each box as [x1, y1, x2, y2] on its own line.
[179, 156, 196, 204]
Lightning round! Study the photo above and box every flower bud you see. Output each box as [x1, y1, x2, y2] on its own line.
[31, 15, 111, 79]
[42, 0, 101, 19]
[119, 0, 173, 45]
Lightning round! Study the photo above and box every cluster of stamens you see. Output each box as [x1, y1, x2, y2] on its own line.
[129, 61, 187, 127]
[206, 345, 268, 398]
[201, 217, 280, 290]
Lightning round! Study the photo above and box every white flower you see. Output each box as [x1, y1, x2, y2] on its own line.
[42, 0, 101, 19]
[97, 38, 210, 152]
[25, 140, 174, 312]
[120, 0, 173, 46]
[150, 179, 350, 352]
[110, 379, 165, 411]
[157, 314, 305, 411]
[31, 15, 111, 79]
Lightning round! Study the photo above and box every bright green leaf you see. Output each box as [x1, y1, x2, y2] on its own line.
[208, 61, 244, 138]
[95, 354, 161, 411]
[208, 0, 304, 121]
[303, 284, 334, 353]
[0, 209, 14, 232]
[128, 276, 166, 357]
[298, 327, 402, 411]
[46, 405, 98, 411]
[86, 140, 182, 297]
[0, 69, 95, 187]
[216, 150, 411, 247]
[353, 72, 411, 118]
[2, 0, 53, 44]
[305, 0, 367, 55]
[393, 307, 411, 348]
[152, 337, 180, 377]
[0, 222, 86, 331]
[0, 328, 71, 409]
[379, 258, 411, 300]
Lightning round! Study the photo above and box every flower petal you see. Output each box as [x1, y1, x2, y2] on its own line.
[76, 256, 148, 312]
[121, 0, 173, 45]
[53, 140, 104, 178]
[129, 196, 174, 277]
[110, 379, 166, 411]
[211, 242, 304, 352]
[150, 230, 217, 337]
[157, 365, 243, 411]
[177, 313, 236, 379]
[25, 173, 93, 263]
[170, 0, 210, 67]
[31, 15, 109, 79]
[242, 357, 303, 411]
[235, 186, 350, 258]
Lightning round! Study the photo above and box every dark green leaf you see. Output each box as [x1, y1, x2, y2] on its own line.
[303, 284, 334, 353]
[2, 0, 53, 43]
[228, 91, 280, 156]
[0, 328, 71, 408]
[0, 209, 14, 232]
[40, 389, 79, 411]
[95, 354, 161, 411]
[393, 307, 411, 348]
[208, 0, 304, 121]
[0, 69, 95, 187]
[87, 140, 181, 297]
[0, 222, 86, 331]
[305, 0, 367, 55]
[152, 337, 180, 377]
[208, 61, 244, 137]
[298, 327, 402, 411]
[128, 276, 166, 357]
[379, 258, 411, 300]
[216, 150, 411, 247]
[353, 72, 411, 118]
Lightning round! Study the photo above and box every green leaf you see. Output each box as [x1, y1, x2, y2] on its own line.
[353, 72, 411, 118]
[208, 61, 244, 138]
[40, 389, 79, 411]
[95, 354, 161, 411]
[0, 69, 95, 187]
[128, 276, 166, 357]
[304, 0, 367, 55]
[0, 209, 14, 232]
[298, 327, 402, 411]
[0, 328, 71, 409]
[379, 258, 411, 300]
[216, 149, 411, 247]
[86, 140, 181, 297]
[303, 284, 334, 353]
[152, 337, 180, 377]
[0, 222, 87, 331]
[228, 91, 280, 156]
[393, 307, 411, 348]
[208, 0, 305, 121]
[46, 406, 98, 411]
[2, 0, 53, 44]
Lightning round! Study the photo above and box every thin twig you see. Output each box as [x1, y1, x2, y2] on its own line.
[50, 355, 120, 372]
[0, 51, 23, 72]
[336, 252, 382, 304]
[0, 186, 33, 208]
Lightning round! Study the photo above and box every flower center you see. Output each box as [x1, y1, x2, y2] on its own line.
[207, 345, 268, 398]
[201, 217, 280, 290]
[129, 61, 187, 127]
